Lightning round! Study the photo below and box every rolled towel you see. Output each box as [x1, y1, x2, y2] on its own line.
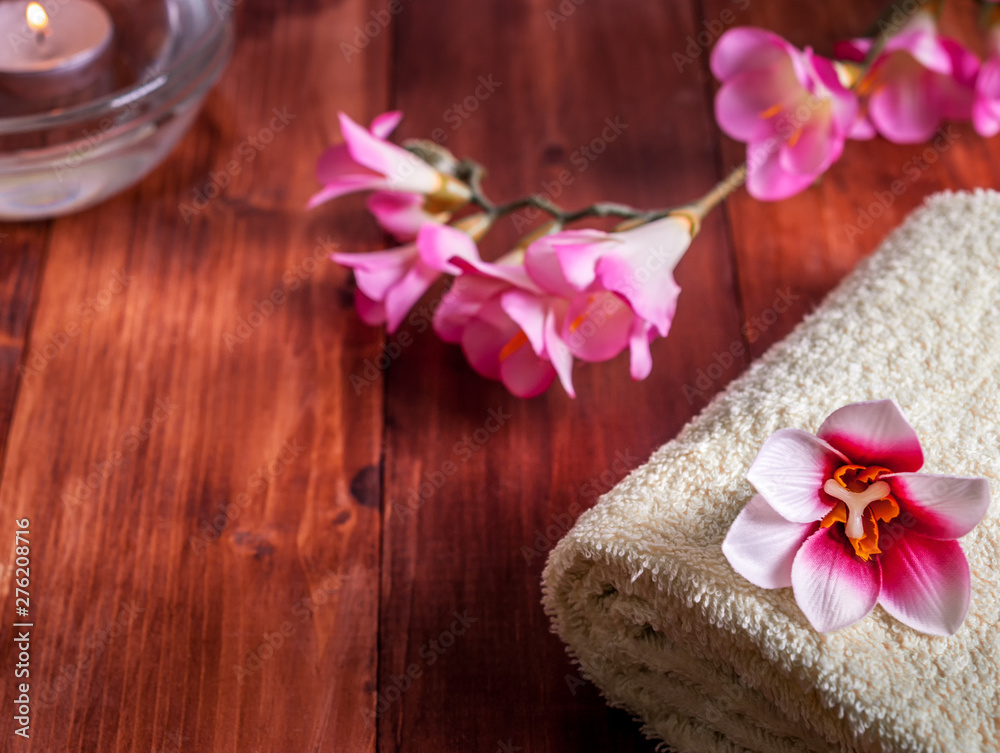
[542, 191, 1000, 753]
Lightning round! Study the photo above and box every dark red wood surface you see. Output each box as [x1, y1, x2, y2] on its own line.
[1, 1, 997, 751]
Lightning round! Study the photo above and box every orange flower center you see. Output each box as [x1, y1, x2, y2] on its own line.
[820, 464, 900, 561]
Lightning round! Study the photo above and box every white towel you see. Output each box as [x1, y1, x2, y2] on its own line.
[542, 191, 1000, 753]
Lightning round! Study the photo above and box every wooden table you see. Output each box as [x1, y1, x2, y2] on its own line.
[2, 0, 997, 750]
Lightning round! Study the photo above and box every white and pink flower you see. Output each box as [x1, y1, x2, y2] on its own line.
[712, 28, 858, 200]
[333, 214, 491, 333]
[723, 400, 990, 635]
[836, 14, 979, 143]
[524, 214, 695, 380]
[418, 223, 574, 398]
[308, 111, 470, 222]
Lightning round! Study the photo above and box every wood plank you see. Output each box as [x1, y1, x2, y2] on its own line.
[380, 1, 746, 750]
[0, 2, 388, 751]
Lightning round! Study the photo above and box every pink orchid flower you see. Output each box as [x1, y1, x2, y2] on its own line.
[712, 28, 858, 200]
[524, 214, 695, 380]
[418, 223, 579, 397]
[333, 214, 491, 333]
[835, 14, 979, 143]
[308, 111, 470, 218]
[723, 400, 990, 635]
[974, 31, 1000, 137]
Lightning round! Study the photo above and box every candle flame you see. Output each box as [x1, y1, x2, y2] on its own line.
[26, 2, 49, 33]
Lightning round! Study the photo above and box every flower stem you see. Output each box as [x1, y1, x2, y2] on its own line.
[692, 163, 748, 218]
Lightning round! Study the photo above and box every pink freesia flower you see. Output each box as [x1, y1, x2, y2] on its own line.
[712, 28, 857, 200]
[418, 223, 575, 398]
[524, 214, 695, 380]
[836, 14, 979, 143]
[332, 243, 435, 332]
[974, 31, 1000, 137]
[333, 214, 491, 333]
[723, 400, 990, 635]
[308, 111, 470, 213]
[367, 191, 449, 241]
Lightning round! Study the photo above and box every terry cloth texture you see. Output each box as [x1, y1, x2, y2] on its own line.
[542, 191, 1000, 753]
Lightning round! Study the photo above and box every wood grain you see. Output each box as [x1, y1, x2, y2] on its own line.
[379, 1, 745, 751]
[1, 0, 998, 751]
[0, 1, 389, 751]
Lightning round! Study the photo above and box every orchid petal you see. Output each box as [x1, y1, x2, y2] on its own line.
[817, 399, 924, 472]
[887, 473, 991, 540]
[878, 532, 971, 636]
[791, 526, 882, 632]
[723, 494, 818, 589]
[747, 429, 847, 522]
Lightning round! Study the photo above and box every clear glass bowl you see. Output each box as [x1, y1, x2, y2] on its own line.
[0, 0, 233, 220]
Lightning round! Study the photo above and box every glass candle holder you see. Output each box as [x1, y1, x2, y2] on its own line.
[0, 0, 234, 220]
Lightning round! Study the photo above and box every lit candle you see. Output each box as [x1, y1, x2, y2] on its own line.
[0, 1, 113, 99]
